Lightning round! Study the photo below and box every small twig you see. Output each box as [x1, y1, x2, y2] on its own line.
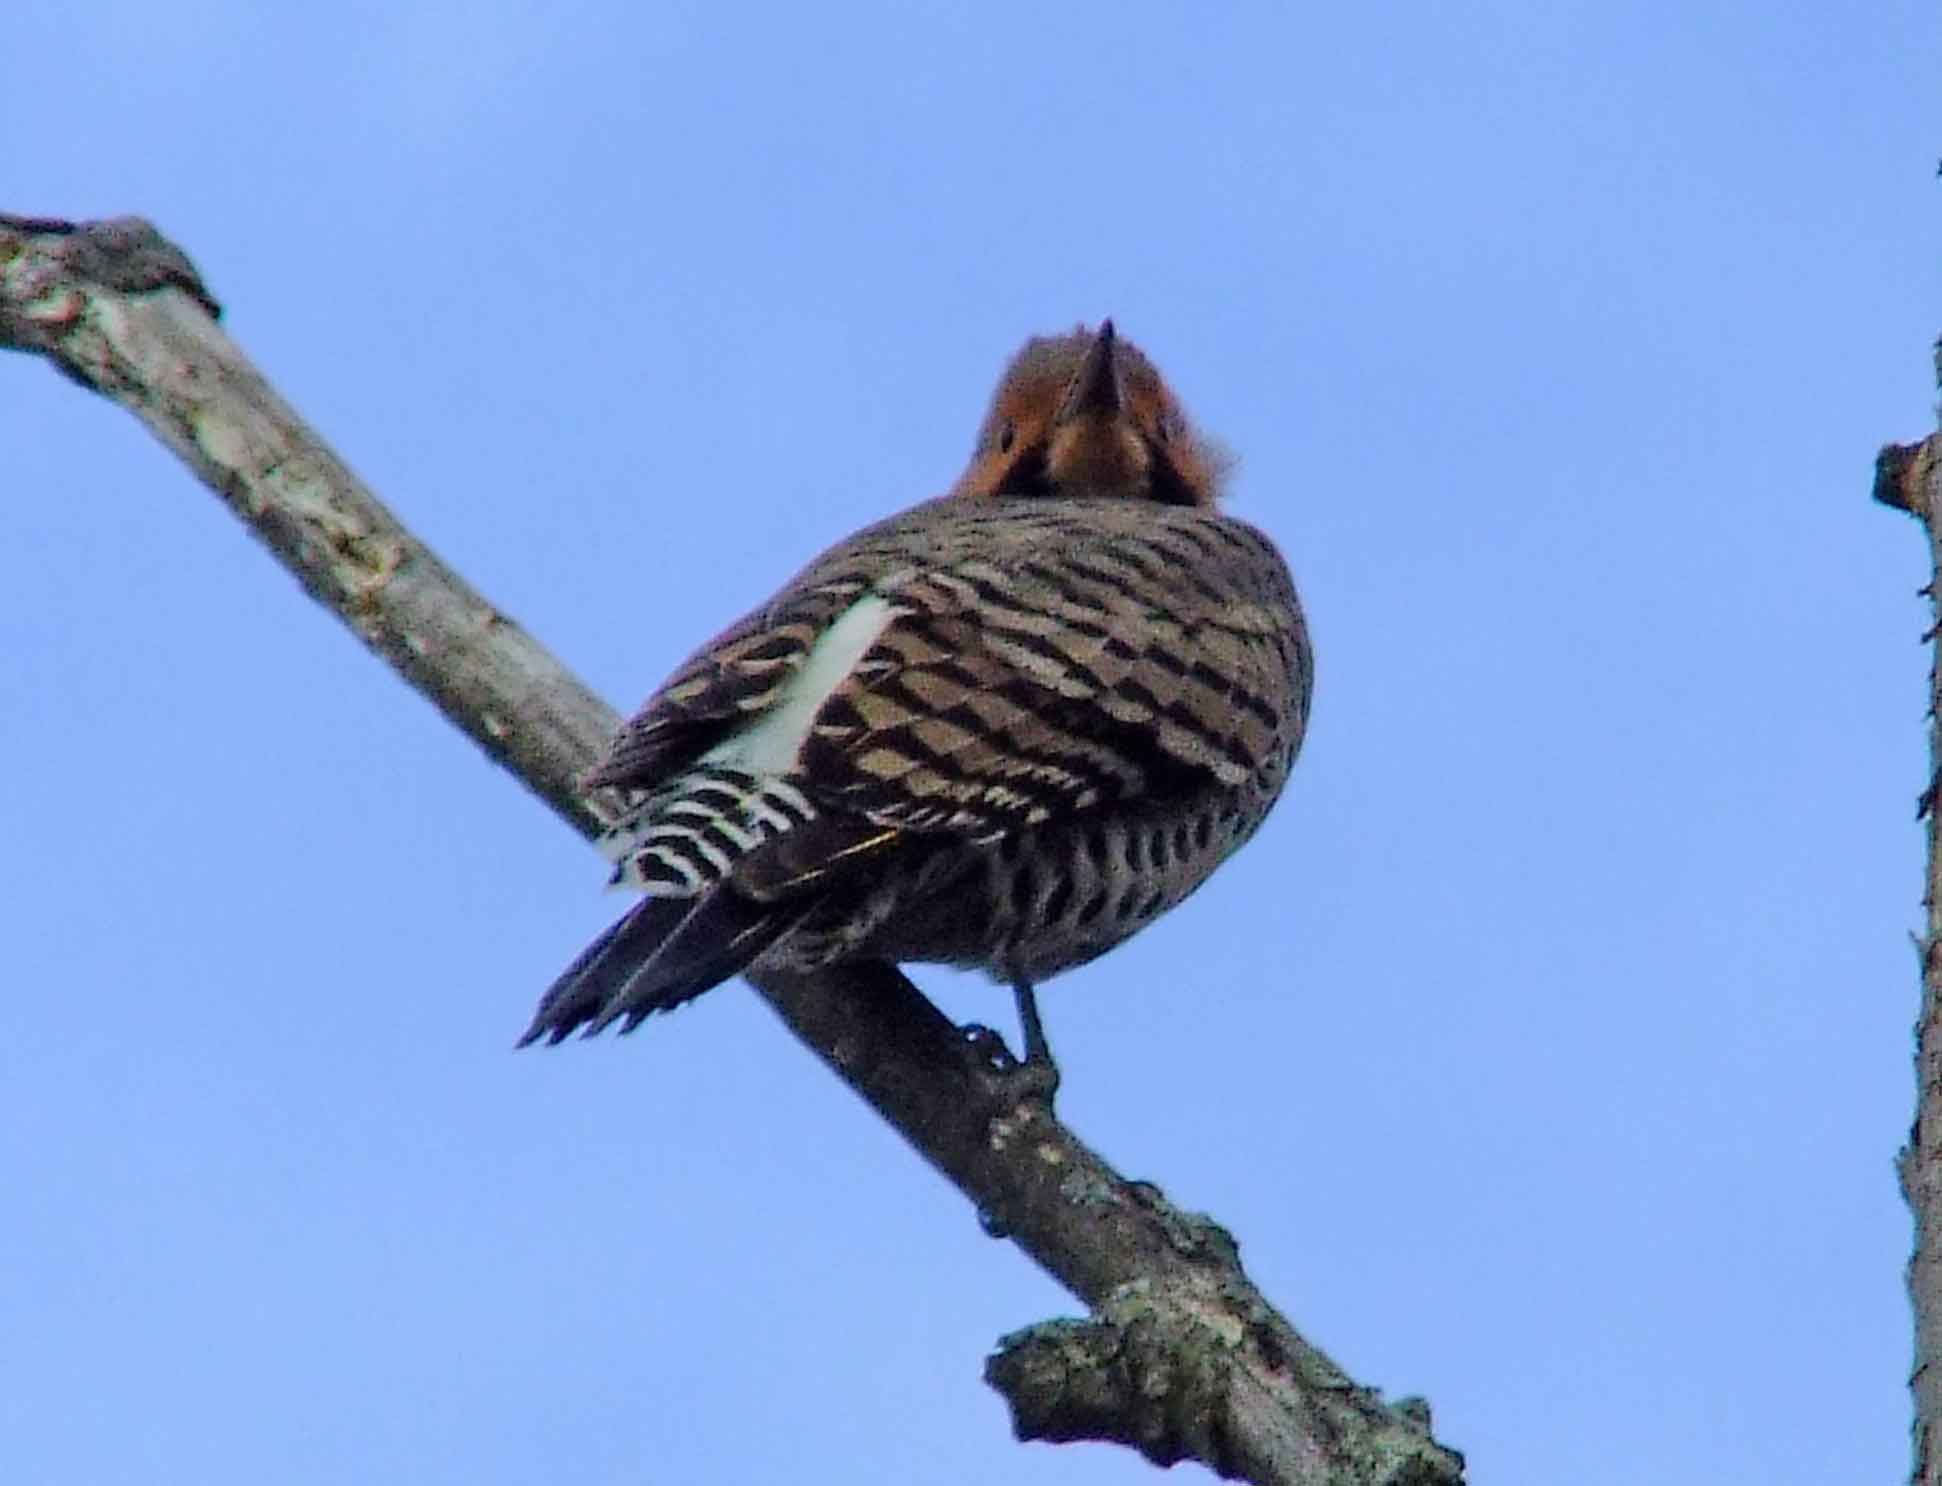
[1, 212, 1462, 1486]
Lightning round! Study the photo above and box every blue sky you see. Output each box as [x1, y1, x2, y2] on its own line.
[3, 4, 1936, 1482]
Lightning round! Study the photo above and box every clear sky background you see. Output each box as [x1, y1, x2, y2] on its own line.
[3, 4, 1936, 1482]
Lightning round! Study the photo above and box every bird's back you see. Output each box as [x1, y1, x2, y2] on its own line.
[523, 324, 1311, 1048]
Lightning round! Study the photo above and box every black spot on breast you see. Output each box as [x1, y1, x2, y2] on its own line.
[1044, 876, 1074, 923]
[1009, 863, 1037, 920]
[1084, 827, 1112, 871]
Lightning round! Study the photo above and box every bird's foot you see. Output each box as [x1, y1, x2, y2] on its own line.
[959, 1021, 1016, 1071]
[958, 1018, 1060, 1109]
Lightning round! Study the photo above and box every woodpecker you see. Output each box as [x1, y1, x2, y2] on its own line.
[522, 323, 1311, 1079]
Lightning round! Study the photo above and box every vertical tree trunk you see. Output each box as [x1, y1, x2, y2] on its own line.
[1877, 346, 1942, 1484]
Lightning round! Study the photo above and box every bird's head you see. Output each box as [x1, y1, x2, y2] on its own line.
[949, 321, 1230, 507]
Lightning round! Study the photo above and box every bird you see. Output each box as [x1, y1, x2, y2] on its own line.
[521, 321, 1312, 1084]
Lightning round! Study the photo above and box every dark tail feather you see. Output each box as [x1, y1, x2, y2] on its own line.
[518, 896, 682, 1046]
[517, 887, 807, 1047]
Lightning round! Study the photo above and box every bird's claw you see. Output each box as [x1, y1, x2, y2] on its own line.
[959, 1021, 1060, 1108]
[960, 1021, 1020, 1073]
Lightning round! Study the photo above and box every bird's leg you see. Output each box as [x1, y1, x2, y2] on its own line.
[1002, 980, 1063, 1106]
[1013, 978, 1054, 1072]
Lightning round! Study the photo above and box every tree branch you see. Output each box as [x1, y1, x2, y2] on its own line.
[1, 211, 1462, 1486]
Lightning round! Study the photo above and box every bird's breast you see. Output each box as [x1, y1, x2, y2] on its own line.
[839, 747, 1295, 984]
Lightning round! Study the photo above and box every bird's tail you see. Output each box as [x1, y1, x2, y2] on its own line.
[517, 885, 809, 1046]
[523, 765, 910, 1047]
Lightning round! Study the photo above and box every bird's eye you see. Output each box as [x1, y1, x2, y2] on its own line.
[998, 420, 1016, 454]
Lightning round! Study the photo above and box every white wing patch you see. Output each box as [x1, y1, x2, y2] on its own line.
[594, 593, 899, 894]
[701, 592, 899, 776]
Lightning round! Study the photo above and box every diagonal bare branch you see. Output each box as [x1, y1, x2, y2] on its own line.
[1, 210, 1462, 1486]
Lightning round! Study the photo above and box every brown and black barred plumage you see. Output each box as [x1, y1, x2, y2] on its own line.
[521, 322, 1311, 1049]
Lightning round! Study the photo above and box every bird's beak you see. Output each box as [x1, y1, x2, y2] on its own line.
[1056, 320, 1121, 425]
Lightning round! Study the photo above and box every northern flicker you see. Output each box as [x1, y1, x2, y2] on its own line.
[521, 322, 1312, 1077]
